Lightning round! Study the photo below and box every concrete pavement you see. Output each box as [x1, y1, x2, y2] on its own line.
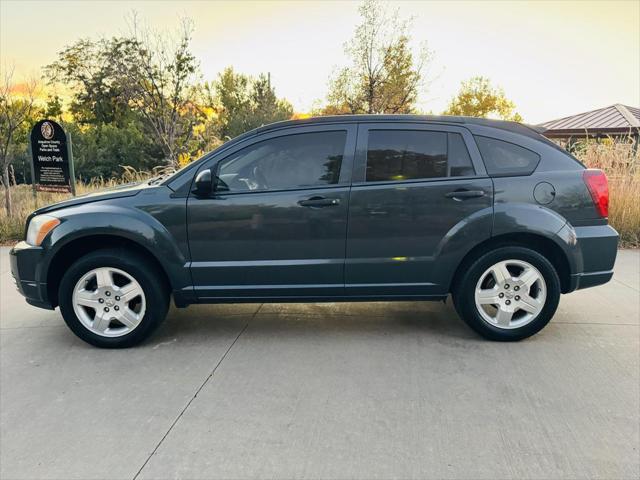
[1, 247, 638, 479]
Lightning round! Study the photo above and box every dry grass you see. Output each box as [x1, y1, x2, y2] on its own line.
[1, 142, 638, 246]
[574, 138, 639, 247]
[606, 177, 640, 247]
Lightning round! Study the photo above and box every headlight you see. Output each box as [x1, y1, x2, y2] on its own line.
[26, 215, 60, 246]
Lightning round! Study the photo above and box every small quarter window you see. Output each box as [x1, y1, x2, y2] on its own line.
[448, 133, 475, 177]
[365, 130, 475, 182]
[474, 136, 540, 176]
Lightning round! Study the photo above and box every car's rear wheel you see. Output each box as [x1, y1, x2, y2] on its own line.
[59, 249, 169, 348]
[453, 246, 561, 341]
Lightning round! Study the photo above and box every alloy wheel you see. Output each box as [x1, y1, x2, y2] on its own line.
[474, 259, 546, 329]
[72, 267, 146, 337]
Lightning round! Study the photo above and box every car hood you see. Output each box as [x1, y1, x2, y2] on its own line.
[33, 182, 150, 215]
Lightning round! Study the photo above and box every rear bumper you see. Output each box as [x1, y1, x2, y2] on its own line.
[568, 224, 618, 292]
[9, 241, 54, 310]
[571, 270, 614, 290]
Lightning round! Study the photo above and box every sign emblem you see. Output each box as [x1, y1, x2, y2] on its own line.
[41, 121, 54, 140]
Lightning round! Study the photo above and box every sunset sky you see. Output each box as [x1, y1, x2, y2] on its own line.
[1, 0, 638, 124]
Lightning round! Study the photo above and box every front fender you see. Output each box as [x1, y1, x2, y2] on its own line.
[39, 203, 191, 293]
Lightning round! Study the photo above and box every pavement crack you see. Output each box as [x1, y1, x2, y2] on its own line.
[554, 321, 639, 326]
[132, 317, 253, 480]
[612, 278, 640, 292]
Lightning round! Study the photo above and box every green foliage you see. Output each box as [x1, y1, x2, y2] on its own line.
[64, 122, 162, 180]
[251, 74, 294, 131]
[44, 39, 131, 126]
[444, 76, 523, 122]
[44, 95, 63, 120]
[45, 21, 204, 167]
[213, 68, 293, 140]
[323, 0, 431, 115]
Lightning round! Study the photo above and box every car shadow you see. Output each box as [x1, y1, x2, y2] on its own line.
[153, 300, 478, 345]
[36, 300, 478, 351]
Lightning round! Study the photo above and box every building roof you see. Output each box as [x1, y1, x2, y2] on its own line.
[538, 104, 640, 137]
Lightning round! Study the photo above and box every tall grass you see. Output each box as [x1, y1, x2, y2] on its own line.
[1, 142, 638, 246]
[573, 138, 639, 247]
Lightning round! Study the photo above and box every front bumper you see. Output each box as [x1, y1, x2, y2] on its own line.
[9, 241, 54, 309]
[568, 225, 619, 291]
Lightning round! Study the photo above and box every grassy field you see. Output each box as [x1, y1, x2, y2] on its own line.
[1, 141, 638, 246]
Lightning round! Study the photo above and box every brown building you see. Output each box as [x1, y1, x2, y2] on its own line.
[538, 104, 639, 142]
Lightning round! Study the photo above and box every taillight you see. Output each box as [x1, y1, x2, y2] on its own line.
[583, 169, 609, 218]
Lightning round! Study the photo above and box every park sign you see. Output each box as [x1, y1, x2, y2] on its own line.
[29, 119, 75, 194]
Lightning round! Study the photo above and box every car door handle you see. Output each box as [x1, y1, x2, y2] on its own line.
[298, 196, 340, 207]
[445, 189, 486, 200]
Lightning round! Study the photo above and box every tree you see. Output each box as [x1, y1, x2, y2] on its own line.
[211, 67, 293, 139]
[45, 17, 205, 168]
[44, 39, 130, 127]
[210, 68, 251, 139]
[64, 121, 163, 180]
[44, 95, 64, 120]
[0, 69, 38, 216]
[251, 73, 293, 130]
[444, 76, 523, 122]
[45, 38, 168, 176]
[111, 18, 204, 166]
[323, 0, 432, 115]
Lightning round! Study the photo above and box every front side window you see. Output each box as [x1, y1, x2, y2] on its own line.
[474, 136, 540, 176]
[218, 131, 347, 192]
[365, 130, 474, 182]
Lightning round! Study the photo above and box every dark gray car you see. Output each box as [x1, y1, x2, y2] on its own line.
[10, 115, 618, 347]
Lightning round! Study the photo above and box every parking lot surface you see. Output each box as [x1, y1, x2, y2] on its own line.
[1, 247, 638, 480]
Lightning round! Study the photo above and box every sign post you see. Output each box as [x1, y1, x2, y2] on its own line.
[27, 141, 37, 209]
[66, 131, 76, 196]
[29, 119, 75, 195]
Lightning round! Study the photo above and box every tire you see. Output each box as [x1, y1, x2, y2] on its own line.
[58, 248, 169, 348]
[452, 246, 561, 341]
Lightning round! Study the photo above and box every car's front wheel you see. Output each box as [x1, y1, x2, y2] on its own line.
[453, 246, 561, 341]
[58, 249, 169, 348]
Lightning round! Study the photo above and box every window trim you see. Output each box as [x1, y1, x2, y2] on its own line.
[352, 122, 487, 185]
[190, 124, 357, 197]
[473, 135, 541, 177]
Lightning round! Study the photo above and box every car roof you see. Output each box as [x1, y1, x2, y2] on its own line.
[253, 114, 546, 141]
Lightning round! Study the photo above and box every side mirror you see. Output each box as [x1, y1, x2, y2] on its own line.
[193, 168, 213, 197]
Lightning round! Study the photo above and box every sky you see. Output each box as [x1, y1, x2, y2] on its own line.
[1, 0, 639, 124]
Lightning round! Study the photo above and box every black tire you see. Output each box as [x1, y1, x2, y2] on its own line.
[58, 248, 169, 348]
[452, 246, 561, 341]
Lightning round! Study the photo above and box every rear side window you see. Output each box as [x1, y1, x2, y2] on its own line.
[365, 130, 475, 182]
[474, 136, 540, 176]
[218, 131, 346, 192]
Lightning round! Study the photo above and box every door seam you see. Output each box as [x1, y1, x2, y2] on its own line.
[343, 124, 360, 293]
